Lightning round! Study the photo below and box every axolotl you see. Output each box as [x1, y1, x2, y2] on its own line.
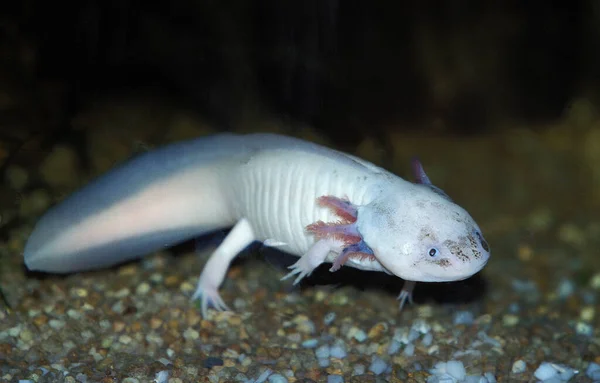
[24, 133, 490, 316]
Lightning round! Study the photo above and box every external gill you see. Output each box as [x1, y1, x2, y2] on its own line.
[306, 195, 375, 272]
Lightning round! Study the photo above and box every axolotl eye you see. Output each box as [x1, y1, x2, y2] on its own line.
[428, 247, 440, 257]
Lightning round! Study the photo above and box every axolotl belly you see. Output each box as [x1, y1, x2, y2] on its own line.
[24, 133, 490, 316]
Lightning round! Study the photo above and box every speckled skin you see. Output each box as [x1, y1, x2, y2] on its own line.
[23, 133, 490, 316]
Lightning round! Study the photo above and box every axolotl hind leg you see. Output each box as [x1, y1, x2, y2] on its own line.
[192, 218, 255, 317]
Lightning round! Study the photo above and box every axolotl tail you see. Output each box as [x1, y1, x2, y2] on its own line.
[24, 135, 241, 273]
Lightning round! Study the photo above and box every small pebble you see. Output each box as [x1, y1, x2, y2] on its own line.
[348, 327, 367, 342]
[483, 372, 496, 383]
[556, 278, 575, 299]
[508, 302, 520, 313]
[136, 282, 151, 295]
[301, 338, 318, 348]
[387, 340, 401, 355]
[203, 357, 224, 368]
[293, 315, 316, 334]
[154, 371, 169, 383]
[582, 291, 596, 305]
[511, 360, 526, 374]
[369, 356, 388, 375]
[575, 321, 593, 336]
[502, 314, 519, 327]
[427, 374, 454, 383]
[183, 327, 199, 340]
[403, 343, 415, 356]
[422, 332, 433, 346]
[315, 345, 330, 359]
[267, 374, 288, 383]
[318, 357, 330, 368]
[327, 375, 344, 383]
[323, 312, 336, 326]
[534, 362, 577, 381]
[48, 319, 65, 330]
[255, 369, 272, 383]
[477, 331, 502, 348]
[329, 344, 347, 359]
[445, 360, 466, 380]
[586, 362, 600, 380]
[453, 311, 475, 325]
[411, 319, 431, 334]
[353, 364, 366, 375]
[580, 306, 595, 322]
[590, 273, 600, 289]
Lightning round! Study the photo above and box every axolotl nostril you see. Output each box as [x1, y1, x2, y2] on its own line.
[23, 133, 491, 317]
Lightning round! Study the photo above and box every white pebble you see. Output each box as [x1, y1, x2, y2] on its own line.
[511, 360, 526, 374]
[463, 376, 484, 383]
[267, 374, 288, 383]
[408, 329, 421, 342]
[575, 321, 593, 336]
[587, 362, 600, 380]
[136, 282, 150, 295]
[453, 311, 475, 325]
[422, 332, 433, 346]
[369, 356, 388, 375]
[534, 362, 578, 381]
[327, 375, 344, 383]
[387, 340, 401, 355]
[534, 362, 558, 380]
[255, 369, 272, 383]
[348, 327, 367, 342]
[426, 374, 455, 383]
[318, 357, 330, 368]
[353, 364, 365, 375]
[403, 343, 415, 356]
[429, 361, 448, 375]
[154, 370, 169, 383]
[445, 360, 466, 380]
[323, 312, 336, 325]
[315, 345, 330, 359]
[557, 278, 575, 298]
[477, 331, 502, 348]
[329, 344, 347, 359]
[302, 338, 318, 348]
[483, 372, 496, 383]
[48, 319, 65, 330]
[411, 319, 431, 334]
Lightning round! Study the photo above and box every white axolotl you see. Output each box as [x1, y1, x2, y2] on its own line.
[24, 133, 490, 316]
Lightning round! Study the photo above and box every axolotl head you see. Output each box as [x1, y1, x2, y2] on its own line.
[356, 160, 490, 283]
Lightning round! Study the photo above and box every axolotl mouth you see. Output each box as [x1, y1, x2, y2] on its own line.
[425, 229, 490, 281]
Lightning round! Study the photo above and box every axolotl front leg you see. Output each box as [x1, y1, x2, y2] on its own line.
[282, 196, 376, 282]
[192, 196, 374, 317]
[284, 195, 417, 310]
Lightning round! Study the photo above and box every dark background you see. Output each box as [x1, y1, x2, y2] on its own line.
[0, 0, 597, 143]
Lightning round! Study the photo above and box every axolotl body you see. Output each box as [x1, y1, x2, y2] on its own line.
[24, 133, 490, 316]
